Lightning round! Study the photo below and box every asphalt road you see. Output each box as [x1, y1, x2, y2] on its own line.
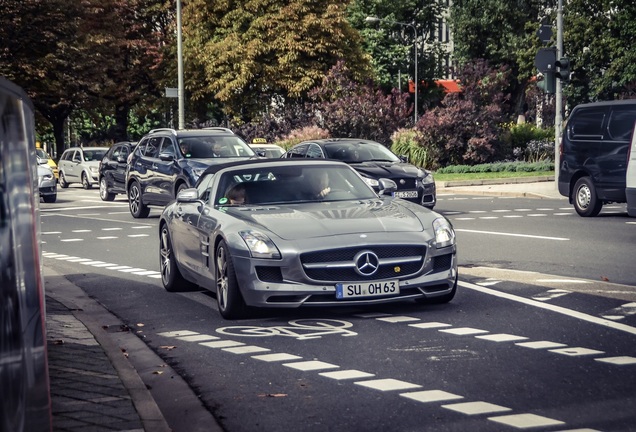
[40, 186, 636, 432]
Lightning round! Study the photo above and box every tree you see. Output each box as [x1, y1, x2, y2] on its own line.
[347, 0, 447, 111]
[563, 0, 636, 107]
[183, 0, 373, 121]
[448, 0, 551, 117]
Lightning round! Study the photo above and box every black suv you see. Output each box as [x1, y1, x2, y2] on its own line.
[126, 127, 256, 218]
[99, 141, 135, 201]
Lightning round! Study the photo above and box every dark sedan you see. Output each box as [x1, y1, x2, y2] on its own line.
[98, 141, 135, 201]
[159, 159, 457, 319]
[283, 138, 436, 208]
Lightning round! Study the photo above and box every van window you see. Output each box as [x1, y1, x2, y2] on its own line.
[569, 107, 606, 138]
[607, 106, 636, 141]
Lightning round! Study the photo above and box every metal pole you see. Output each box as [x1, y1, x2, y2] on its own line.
[555, 0, 563, 186]
[177, 0, 185, 130]
[411, 24, 418, 124]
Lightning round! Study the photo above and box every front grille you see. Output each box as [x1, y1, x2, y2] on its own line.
[432, 254, 453, 273]
[301, 245, 426, 282]
[393, 178, 417, 190]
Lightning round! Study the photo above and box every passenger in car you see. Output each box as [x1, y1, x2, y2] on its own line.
[301, 170, 331, 200]
[226, 183, 247, 205]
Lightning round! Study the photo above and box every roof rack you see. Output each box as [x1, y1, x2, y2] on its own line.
[149, 128, 177, 135]
[202, 127, 234, 133]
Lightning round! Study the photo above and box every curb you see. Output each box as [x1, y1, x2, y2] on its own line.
[436, 175, 555, 188]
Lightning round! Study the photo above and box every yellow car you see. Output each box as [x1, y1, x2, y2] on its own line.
[35, 147, 59, 179]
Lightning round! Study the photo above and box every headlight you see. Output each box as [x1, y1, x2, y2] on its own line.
[192, 167, 206, 180]
[418, 169, 434, 184]
[433, 217, 455, 248]
[239, 230, 281, 259]
[363, 177, 379, 188]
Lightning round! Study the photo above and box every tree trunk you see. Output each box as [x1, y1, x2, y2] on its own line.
[113, 103, 130, 141]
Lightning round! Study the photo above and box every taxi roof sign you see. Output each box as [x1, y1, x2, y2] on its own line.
[252, 138, 267, 144]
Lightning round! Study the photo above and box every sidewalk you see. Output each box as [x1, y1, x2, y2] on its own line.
[44, 266, 222, 432]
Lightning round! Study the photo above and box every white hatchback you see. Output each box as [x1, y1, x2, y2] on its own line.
[58, 146, 109, 189]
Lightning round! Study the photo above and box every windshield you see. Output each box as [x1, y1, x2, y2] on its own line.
[213, 164, 378, 206]
[35, 148, 50, 159]
[324, 142, 400, 163]
[83, 149, 107, 161]
[178, 136, 256, 158]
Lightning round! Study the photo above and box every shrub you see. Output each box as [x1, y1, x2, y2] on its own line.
[390, 129, 431, 168]
[275, 126, 330, 150]
[435, 161, 554, 174]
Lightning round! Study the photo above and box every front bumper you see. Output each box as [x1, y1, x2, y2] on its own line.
[231, 234, 456, 308]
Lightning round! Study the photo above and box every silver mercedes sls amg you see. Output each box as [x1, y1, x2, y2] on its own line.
[159, 159, 457, 319]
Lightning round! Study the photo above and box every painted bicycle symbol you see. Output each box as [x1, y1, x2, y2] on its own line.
[216, 319, 357, 340]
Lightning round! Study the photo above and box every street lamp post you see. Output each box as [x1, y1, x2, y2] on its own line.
[365, 16, 418, 124]
[176, 0, 185, 129]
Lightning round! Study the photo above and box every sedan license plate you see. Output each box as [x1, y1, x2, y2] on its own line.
[393, 190, 418, 198]
[336, 280, 400, 299]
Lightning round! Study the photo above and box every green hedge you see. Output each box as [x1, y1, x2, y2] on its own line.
[435, 160, 554, 174]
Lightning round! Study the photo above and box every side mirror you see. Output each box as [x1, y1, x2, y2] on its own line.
[176, 188, 199, 203]
[116, 156, 126, 163]
[159, 152, 175, 162]
[36, 156, 47, 165]
[256, 150, 266, 158]
[378, 178, 398, 195]
[398, 154, 409, 163]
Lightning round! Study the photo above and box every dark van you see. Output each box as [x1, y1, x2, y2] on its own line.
[558, 99, 636, 216]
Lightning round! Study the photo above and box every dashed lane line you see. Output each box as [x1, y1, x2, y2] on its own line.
[156, 328, 570, 430]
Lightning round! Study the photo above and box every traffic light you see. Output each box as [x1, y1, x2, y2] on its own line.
[536, 71, 556, 94]
[556, 57, 570, 82]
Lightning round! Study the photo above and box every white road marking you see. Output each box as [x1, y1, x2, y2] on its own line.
[536, 279, 589, 284]
[355, 378, 421, 392]
[595, 356, 636, 365]
[42, 231, 62, 234]
[80, 260, 105, 265]
[91, 263, 119, 268]
[72, 229, 91, 233]
[527, 213, 547, 217]
[400, 389, 462, 403]
[283, 361, 339, 371]
[107, 266, 133, 270]
[455, 229, 569, 241]
[118, 268, 146, 273]
[102, 227, 122, 231]
[319, 370, 375, 380]
[132, 226, 153, 229]
[97, 236, 118, 240]
[61, 238, 84, 242]
[549, 347, 605, 357]
[442, 401, 511, 415]
[475, 334, 528, 342]
[515, 341, 567, 349]
[503, 215, 523, 218]
[176, 334, 219, 342]
[200, 340, 244, 348]
[66, 258, 93, 263]
[460, 280, 636, 336]
[488, 413, 564, 428]
[439, 327, 489, 336]
[479, 216, 499, 220]
[408, 322, 452, 329]
[376, 316, 420, 323]
[223, 346, 270, 354]
[252, 353, 302, 362]
[128, 234, 150, 238]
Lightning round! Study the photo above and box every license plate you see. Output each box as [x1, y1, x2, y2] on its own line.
[394, 190, 418, 198]
[336, 280, 400, 299]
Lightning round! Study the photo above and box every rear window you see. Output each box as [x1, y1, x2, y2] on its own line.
[607, 106, 636, 141]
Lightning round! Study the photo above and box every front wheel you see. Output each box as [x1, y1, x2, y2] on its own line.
[81, 172, 92, 189]
[99, 178, 115, 201]
[159, 224, 189, 292]
[42, 194, 57, 203]
[573, 177, 602, 217]
[59, 172, 69, 188]
[128, 181, 150, 218]
[216, 240, 248, 320]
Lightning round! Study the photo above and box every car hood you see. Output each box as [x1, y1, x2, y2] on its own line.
[229, 199, 433, 240]
[185, 157, 255, 169]
[348, 161, 421, 178]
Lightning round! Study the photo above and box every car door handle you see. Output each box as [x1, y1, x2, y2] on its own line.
[151, 164, 158, 170]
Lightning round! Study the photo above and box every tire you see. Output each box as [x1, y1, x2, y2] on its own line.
[216, 240, 248, 319]
[99, 177, 115, 201]
[159, 223, 189, 292]
[573, 177, 602, 217]
[81, 172, 92, 189]
[59, 172, 69, 188]
[176, 182, 188, 196]
[128, 181, 150, 218]
[416, 275, 457, 305]
[43, 194, 56, 203]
